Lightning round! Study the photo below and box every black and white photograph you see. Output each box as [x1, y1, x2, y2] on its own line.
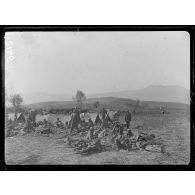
[3, 28, 191, 166]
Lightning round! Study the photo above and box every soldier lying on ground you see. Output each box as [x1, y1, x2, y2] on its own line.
[137, 133, 155, 143]
[137, 133, 166, 153]
[74, 139, 89, 151]
[76, 139, 103, 155]
[41, 127, 53, 135]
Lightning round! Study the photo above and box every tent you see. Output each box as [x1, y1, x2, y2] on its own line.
[17, 113, 26, 123]
[8, 113, 15, 121]
[36, 114, 71, 125]
[8, 113, 27, 122]
[105, 113, 112, 122]
[80, 113, 91, 122]
[90, 111, 116, 125]
[107, 110, 117, 120]
[94, 114, 102, 124]
[80, 112, 99, 123]
[97, 109, 115, 121]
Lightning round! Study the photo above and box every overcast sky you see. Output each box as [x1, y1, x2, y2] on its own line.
[5, 31, 190, 96]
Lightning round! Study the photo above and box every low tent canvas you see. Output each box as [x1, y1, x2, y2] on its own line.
[36, 114, 71, 124]
[7, 113, 26, 122]
[94, 114, 102, 124]
[17, 113, 26, 123]
[107, 111, 117, 120]
[88, 113, 97, 123]
[8, 113, 15, 121]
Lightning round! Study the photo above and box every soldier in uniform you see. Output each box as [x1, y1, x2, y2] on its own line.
[24, 113, 33, 132]
[86, 127, 95, 140]
[125, 110, 132, 129]
[101, 108, 107, 122]
[101, 108, 108, 127]
[88, 118, 94, 128]
[70, 107, 80, 133]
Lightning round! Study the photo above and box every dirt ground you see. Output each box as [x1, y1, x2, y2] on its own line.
[5, 111, 190, 165]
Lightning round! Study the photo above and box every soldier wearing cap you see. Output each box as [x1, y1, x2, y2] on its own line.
[125, 110, 131, 129]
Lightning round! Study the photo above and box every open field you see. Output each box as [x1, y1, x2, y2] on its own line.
[5, 105, 190, 165]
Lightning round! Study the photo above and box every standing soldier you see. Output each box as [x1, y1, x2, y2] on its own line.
[14, 112, 17, 122]
[125, 110, 132, 129]
[56, 118, 60, 127]
[70, 107, 80, 133]
[101, 108, 107, 127]
[86, 126, 95, 140]
[88, 118, 94, 128]
[24, 113, 32, 132]
[101, 108, 107, 121]
[28, 109, 36, 126]
[31, 109, 37, 126]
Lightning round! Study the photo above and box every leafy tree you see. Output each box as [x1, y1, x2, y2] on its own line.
[9, 94, 23, 119]
[9, 94, 23, 109]
[74, 90, 86, 108]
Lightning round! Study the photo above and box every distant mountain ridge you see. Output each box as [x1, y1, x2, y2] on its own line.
[21, 85, 190, 105]
[89, 85, 190, 104]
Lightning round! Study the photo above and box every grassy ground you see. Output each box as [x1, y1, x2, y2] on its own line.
[5, 110, 190, 165]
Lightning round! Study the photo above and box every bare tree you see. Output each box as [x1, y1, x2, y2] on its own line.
[74, 90, 86, 108]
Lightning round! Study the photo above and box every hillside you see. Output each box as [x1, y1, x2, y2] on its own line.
[21, 85, 190, 105]
[26, 97, 135, 110]
[89, 85, 190, 104]
[25, 96, 190, 112]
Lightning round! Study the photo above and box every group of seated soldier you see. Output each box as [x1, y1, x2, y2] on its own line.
[55, 118, 64, 128]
